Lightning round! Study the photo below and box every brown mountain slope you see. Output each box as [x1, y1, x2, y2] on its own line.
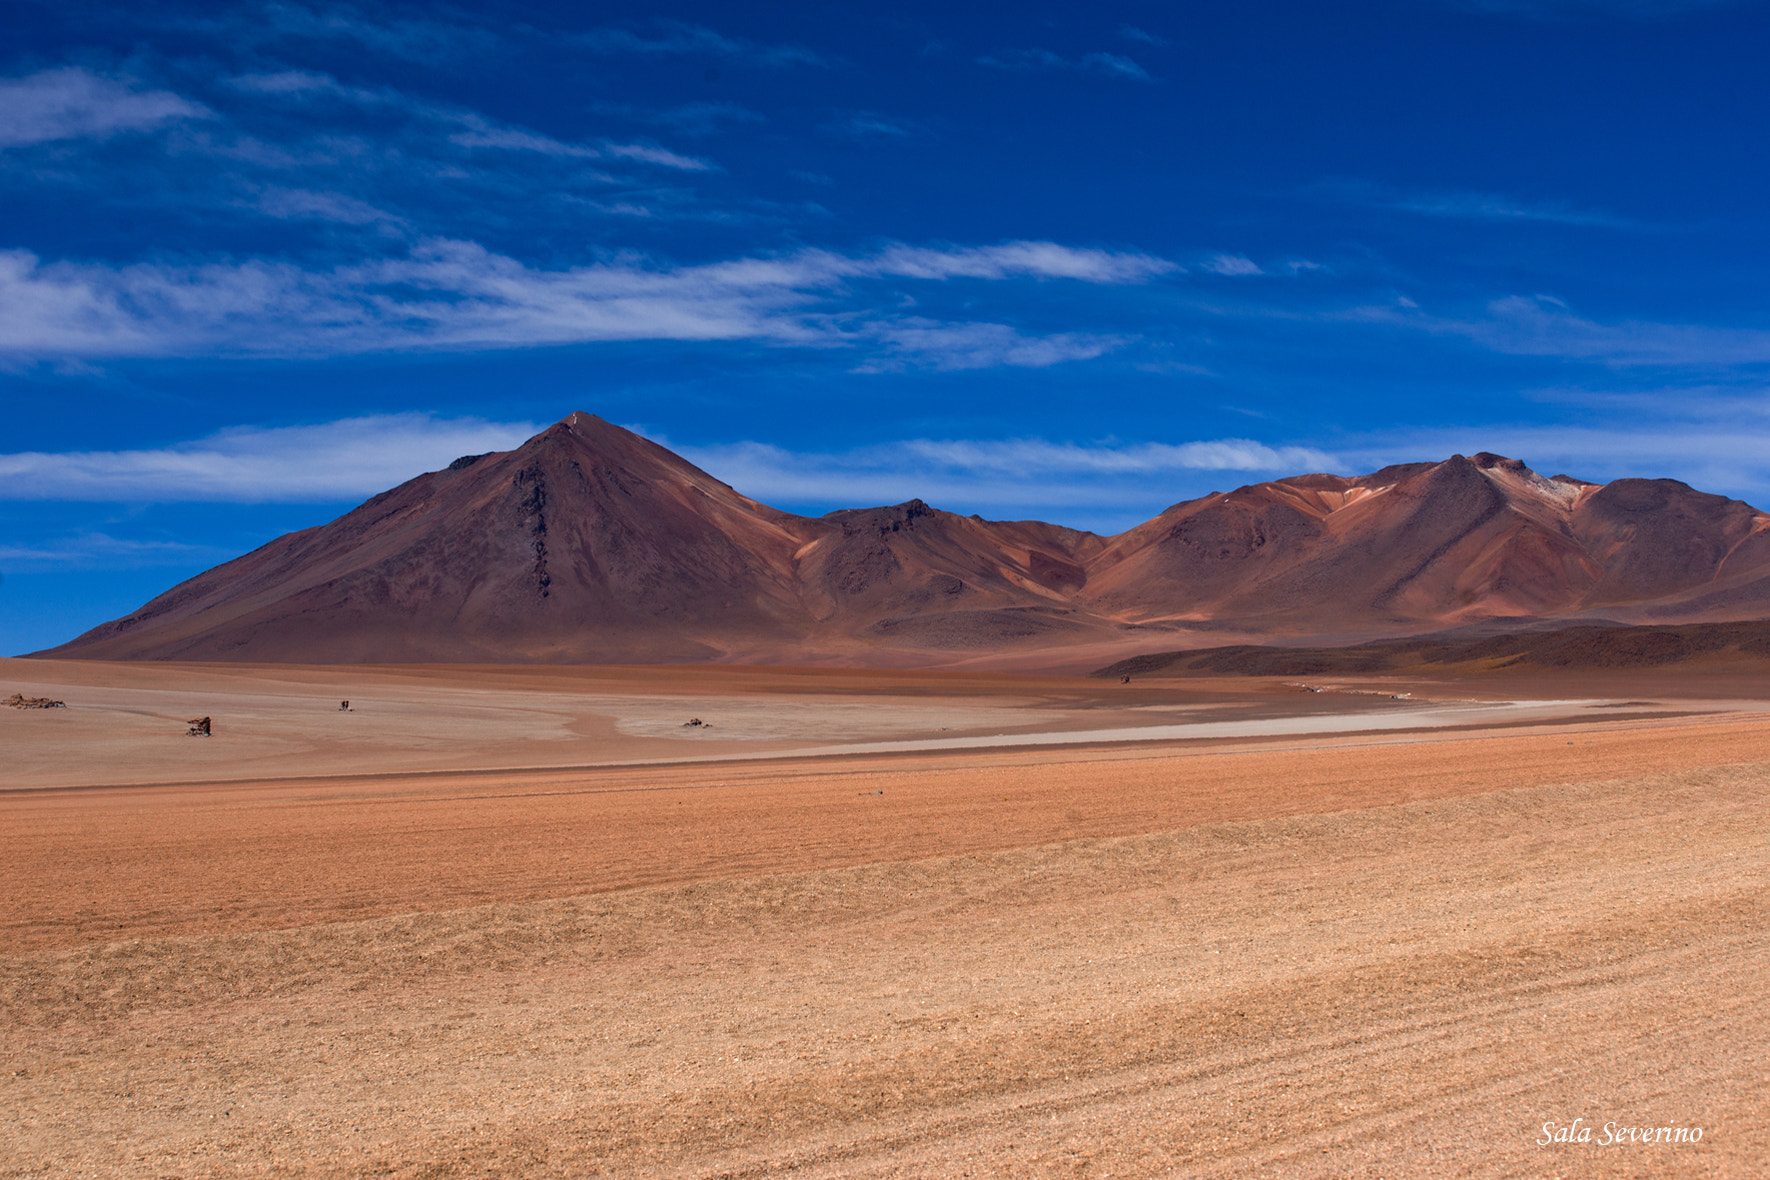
[1081, 452, 1770, 631]
[795, 500, 1109, 651]
[32, 417, 1770, 665]
[46, 413, 824, 662]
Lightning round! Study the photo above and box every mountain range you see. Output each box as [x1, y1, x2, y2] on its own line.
[35, 411, 1770, 668]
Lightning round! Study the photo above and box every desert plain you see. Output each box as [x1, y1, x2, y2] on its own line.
[3, 655, 1767, 1178]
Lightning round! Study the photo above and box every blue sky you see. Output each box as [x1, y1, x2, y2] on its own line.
[4, 0, 1770, 653]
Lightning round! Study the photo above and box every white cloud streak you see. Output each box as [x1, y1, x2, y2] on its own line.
[0, 239, 1176, 362]
[11, 413, 1770, 530]
[896, 438, 1342, 475]
[673, 435, 1344, 518]
[576, 21, 830, 68]
[254, 186, 402, 225]
[0, 533, 229, 565]
[1201, 254, 1264, 276]
[0, 68, 208, 147]
[225, 69, 384, 100]
[828, 112, 917, 140]
[1359, 295, 1770, 367]
[1118, 25, 1171, 46]
[176, 2, 502, 64]
[447, 119, 603, 158]
[601, 142, 712, 171]
[0, 414, 541, 502]
[857, 321, 1122, 371]
[1391, 191, 1632, 227]
[870, 242, 1176, 283]
[231, 72, 715, 170]
[0, 416, 1344, 519]
[1351, 421, 1770, 505]
[978, 49, 1153, 81]
[1325, 180, 1639, 228]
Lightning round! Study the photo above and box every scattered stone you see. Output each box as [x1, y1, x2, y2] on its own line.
[683, 718, 709, 728]
[187, 716, 212, 737]
[4, 693, 65, 709]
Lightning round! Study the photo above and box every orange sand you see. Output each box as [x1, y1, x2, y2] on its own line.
[3, 659, 1765, 1176]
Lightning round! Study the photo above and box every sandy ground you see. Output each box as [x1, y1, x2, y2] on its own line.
[4, 657, 1763, 788]
[3, 658, 1767, 1177]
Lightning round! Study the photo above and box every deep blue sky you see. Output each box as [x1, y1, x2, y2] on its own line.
[4, 0, 1770, 652]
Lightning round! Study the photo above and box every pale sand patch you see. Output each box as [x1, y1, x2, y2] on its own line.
[4, 657, 1758, 788]
[773, 697, 1622, 757]
[0, 659, 1086, 788]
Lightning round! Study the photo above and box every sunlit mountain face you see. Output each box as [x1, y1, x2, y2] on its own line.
[37, 416, 1770, 666]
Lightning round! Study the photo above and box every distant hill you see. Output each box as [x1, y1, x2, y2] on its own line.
[1093, 620, 1770, 679]
[34, 412, 1770, 665]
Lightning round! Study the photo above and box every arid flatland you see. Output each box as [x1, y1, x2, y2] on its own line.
[3, 659, 1766, 1177]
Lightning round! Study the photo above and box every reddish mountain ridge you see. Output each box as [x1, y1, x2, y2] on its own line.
[35, 413, 1770, 665]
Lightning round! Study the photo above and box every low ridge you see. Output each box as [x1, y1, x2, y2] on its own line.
[1094, 619, 1770, 679]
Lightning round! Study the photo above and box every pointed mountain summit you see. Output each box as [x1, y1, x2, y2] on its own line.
[49, 413, 822, 662]
[36, 421, 1770, 666]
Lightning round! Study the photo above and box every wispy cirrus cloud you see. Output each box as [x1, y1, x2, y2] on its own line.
[252, 185, 403, 225]
[895, 437, 1340, 475]
[977, 49, 1152, 82]
[671, 434, 1343, 521]
[176, 1, 502, 63]
[0, 415, 1342, 525]
[827, 112, 918, 140]
[224, 68, 384, 100]
[855, 321, 1123, 372]
[0, 239, 1176, 362]
[1201, 254, 1264, 276]
[232, 70, 715, 170]
[0, 68, 208, 147]
[0, 414, 541, 502]
[0, 60, 760, 261]
[1320, 179, 1640, 228]
[868, 242, 1176, 283]
[576, 20, 831, 68]
[1394, 192, 1632, 227]
[1352, 414, 1770, 502]
[446, 116, 603, 158]
[600, 142, 712, 171]
[1118, 25, 1171, 47]
[1355, 294, 1770, 367]
[12, 407, 1768, 522]
[0, 533, 233, 566]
